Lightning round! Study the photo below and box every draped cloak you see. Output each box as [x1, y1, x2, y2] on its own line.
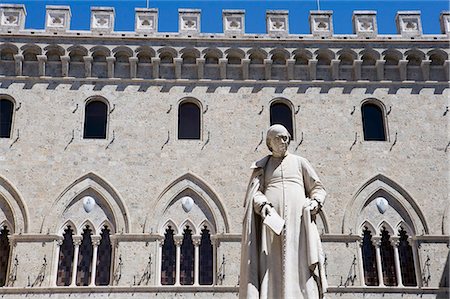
[239, 153, 328, 299]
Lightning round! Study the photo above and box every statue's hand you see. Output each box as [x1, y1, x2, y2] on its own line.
[307, 198, 321, 215]
[261, 204, 273, 219]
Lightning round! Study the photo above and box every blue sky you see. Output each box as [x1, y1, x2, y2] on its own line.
[3, 0, 449, 34]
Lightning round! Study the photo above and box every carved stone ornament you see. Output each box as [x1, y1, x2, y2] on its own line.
[375, 197, 389, 214]
[47, 12, 65, 28]
[357, 18, 374, 32]
[402, 18, 419, 31]
[94, 14, 110, 28]
[138, 16, 154, 29]
[181, 196, 194, 213]
[182, 16, 197, 30]
[315, 18, 329, 31]
[269, 17, 286, 31]
[226, 17, 241, 30]
[2, 12, 19, 25]
[82, 196, 96, 213]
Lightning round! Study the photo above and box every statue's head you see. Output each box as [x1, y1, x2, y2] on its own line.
[266, 124, 291, 157]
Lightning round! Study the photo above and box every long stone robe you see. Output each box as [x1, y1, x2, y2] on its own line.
[239, 153, 327, 299]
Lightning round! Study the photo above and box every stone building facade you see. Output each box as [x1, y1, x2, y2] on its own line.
[0, 4, 448, 298]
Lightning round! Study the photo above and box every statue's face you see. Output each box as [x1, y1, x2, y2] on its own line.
[269, 132, 289, 157]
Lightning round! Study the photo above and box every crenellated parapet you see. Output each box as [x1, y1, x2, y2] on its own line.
[1, 4, 450, 38]
[0, 4, 448, 82]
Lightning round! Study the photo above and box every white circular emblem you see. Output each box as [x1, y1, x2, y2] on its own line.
[181, 196, 194, 213]
[82, 196, 96, 213]
[375, 197, 389, 214]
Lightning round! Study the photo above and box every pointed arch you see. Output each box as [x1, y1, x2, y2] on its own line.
[198, 219, 215, 235]
[360, 220, 377, 235]
[42, 172, 130, 234]
[180, 219, 197, 235]
[396, 220, 414, 236]
[0, 176, 28, 233]
[151, 172, 229, 234]
[59, 220, 77, 236]
[378, 220, 395, 236]
[99, 219, 115, 234]
[161, 219, 179, 235]
[343, 174, 428, 235]
[79, 219, 97, 235]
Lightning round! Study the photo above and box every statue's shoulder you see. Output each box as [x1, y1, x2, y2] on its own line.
[250, 155, 271, 169]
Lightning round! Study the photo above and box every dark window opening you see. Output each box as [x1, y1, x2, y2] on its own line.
[270, 102, 293, 138]
[0, 100, 13, 138]
[84, 101, 108, 139]
[56, 226, 74, 286]
[95, 226, 112, 286]
[362, 103, 386, 141]
[161, 226, 176, 285]
[362, 227, 378, 286]
[398, 228, 417, 286]
[380, 228, 397, 286]
[76, 226, 93, 286]
[180, 226, 194, 285]
[199, 226, 213, 285]
[0, 226, 10, 287]
[178, 102, 201, 140]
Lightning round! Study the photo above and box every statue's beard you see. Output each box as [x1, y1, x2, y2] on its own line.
[272, 144, 288, 157]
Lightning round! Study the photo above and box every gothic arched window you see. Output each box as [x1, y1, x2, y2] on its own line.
[270, 102, 294, 138]
[180, 226, 194, 285]
[161, 226, 176, 285]
[95, 226, 112, 286]
[398, 228, 417, 286]
[361, 227, 378, 286]
[76, 226, 93, 286]
[83, 100, 108, 139]
[361, 102, 386, 141]
[380, 228, 397, 286]
[0, 226, 11, 287]
[178, 101, 201, 140]
[0, 99, 14, 138]
[199, 226, 213, 285]
[56, 226, 74, 286]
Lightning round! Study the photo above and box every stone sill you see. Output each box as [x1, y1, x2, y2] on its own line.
[0, 30, 448, 43]
[0, 286, 239, 294]
[0, 76, 448, 86]
[327, 286, 448, 294]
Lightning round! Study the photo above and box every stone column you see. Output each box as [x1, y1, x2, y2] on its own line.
[174, 58, 182, 79]
[37, 55, 47, 77]
[356, 238, 366, 286]
[89, 236, 101, 286]
[196, 58, 205, 79]
[444, 60, 449, 81]
[410, 237, 422, 287]
[52, 239, 63, 286]
[353, 59, 362, 80]
[157, 239, 164, 286]
[71, 236, 82, 286]
[286, 58, 295, 80]
[242, 58, 250, 80]
[151, 57, 160, 79]
[331, 59, 340, 80]
[398, 59, 408, 81]
[390, 237, 403, 287]
[61, 55, 70, 77]
[83, 56, 93, 77]
[264, 59, 272, 80]
[174, 235, 183, 285]
[219, 58, 227, 79]
[308, 59, 317, 80]
[129, 57, 138, 79]
[376, 60, 385, 81]
[372, 237, 384, 287]
[211, 235, 219, 285]
[192, 235, 201, 285]
[13, 54, 23, 76]
[420, 60, 430, 81]
[106, 57, 116, 78]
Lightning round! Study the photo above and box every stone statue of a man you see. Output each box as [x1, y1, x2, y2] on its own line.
[239, 124, 328, 299]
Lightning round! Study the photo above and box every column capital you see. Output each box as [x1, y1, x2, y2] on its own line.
[192, 235, 202, 247]
[91, 236, 101, 246]
[73, 236, 82, 246]
[56, 239, 64, 246]
[128, 57, 138, 63]
[371, 237, 382, 247]
[174, 235, 183, 247]
[106, 56, 116, 63]
[390, 237, 400, 247]
[13, 54, 23, 61]
[37, 55, 47, 62]
[60, 55, 70, 62]
[83, 56, 93, 62]
[218, 58, 228, 65]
